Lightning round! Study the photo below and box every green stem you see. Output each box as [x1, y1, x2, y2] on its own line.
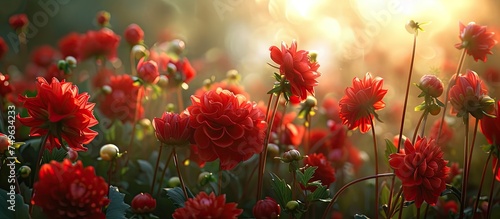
[487, 158, 498, 219]
[423, 203, 430, 219]
[151, 144, 164, 194]
[173, 147, 189, 200]
[397, 195, 405, 219]
[156, 149, 174, 197]
[218, 165, 223, 195]
[472, 152, 492, 215]
[412, 111, 427, 144]
[370, 116, 380, 219]
[459, 116, 470, 219]
[124, 86, 144, 167]
[29, 134, 49, 215]
[321, 173, 395, 219]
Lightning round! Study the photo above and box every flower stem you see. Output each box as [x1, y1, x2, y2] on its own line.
[176, 87, 184, 112]
[124, 86, 144, 167]
[369, 116, 380, 219]
[388, 32, 418, 217]
[459, 116, 470, 219]
[487, 159, 498, 219]
[29, 134, 49, 214]
[397, 196, 405, 219]
[412, 111, 427, 144]
[257, 93, 281, 200]
[472, 151, 492, 215]
[423, 203, 430, 219]
[151, 144, 164, 194]
[130, 48, 137, 76]
[416, 207, 421, 219]
[156, 149, 174, 197]
[107, 159, 115, 197]
[465, 118, 479, 187]
[321, 173, 395, 219]
[219, 166, 223, 195]
[172, 146, 188, 200]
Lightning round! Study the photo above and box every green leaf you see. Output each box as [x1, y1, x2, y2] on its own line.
[441, 184, 461, 204]
[164, 187, 194, 208]
[0, 188, 30, 219]
[270, 173, 292, 208]
[106, 186, 130, 219]
[42, 147, 67, 164]
[436, 99, 445, 107]
[384, 139, 397, 165]
[354, 214, 370, 219]
[136, 159, 154, 185]
[414, 102, 426, 111]
[379, 184, 390, 218]
[296, 166, 317, 187]
[307, 185, 329, 202]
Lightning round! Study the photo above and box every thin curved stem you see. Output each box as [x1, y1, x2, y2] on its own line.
[487, 158, 498, 219]
[176, 87, 184, 112]
[459, 116, 470, 219]
[29, 134, 49, 214]
[412, 111, 427, 144]
[397, 196, 405, 219]
[465, 118, 479, 187]
[124, 86, 144, 167]
[218, 165, 223, 195]
[173, 147, 189, 200]
[472, 152, 492, 215]
[423, 203, 430, 219]
[156, 149, 174, 197]
[151, 144, 164, 194]
[370, 116, 380, 219]
[321, 173, 395, 219]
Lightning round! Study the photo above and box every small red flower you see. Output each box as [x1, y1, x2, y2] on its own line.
[339, 73, 387, 133]
[446, 162, 462, 184]
[31, 45, 60, 67]
[32, 159, 109, 219]
[389, 137, 450, 208]
[0, 37, 8, 60]
[96, 11, 110, 27]
[321, 96, 342, 123]
[137, 58, 160, 84]
[18, 77, 98, 151]
[253, 197, 281, 219]
[269, 40, 321, 101]
[99, 74, 144, 123]
[303, 153, 336, 191]
[429, 120, 454, 148]
[153, 112, 192, 146]
[187, 88, 266, 170]
[58, 32, 81, 59]
[449, 69, 495, 119]
[9, 14, 29, 30]
[78, 28, 120, 61]
[419, 75, 444, 98]
[172, 192, 243, 219]
[167, 57, 197, 87]
[131, 193, 156, 214]
[455, 22, 497, 62]
[0, 73, 13, 96]
[124, 23, 144, 45]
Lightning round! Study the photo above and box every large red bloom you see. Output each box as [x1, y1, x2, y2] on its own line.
[32, 159, 109, 219]
[172, 192, 242, 219]
[78, 28, 120, 61]
[99, 74, 144, 123]
[187, 88, 266, 170]
[58, 32, 81, 59]
[455, 22, 497, 62]
[339, 73, 387, 133]
[449, 69, 494, 119]
[0, 37, 8, 60]
[389, 137, 450, 208]
[269, 40, 321, 101]
[18, 77, 98, 151]
[153, 112, 192, 146]
[302, 153, 336, 191]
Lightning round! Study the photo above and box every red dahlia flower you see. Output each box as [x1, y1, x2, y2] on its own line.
[131, 193, 156, 213]
[31, 45, 60, 67]
[0, 73, 13, 96]
[302, 153, 336, 191]
[18, 77, 98, 151]
[253, 197, 281, 219]
[172, 192, 243, 219]
[137, 58, 160, 84]
[269, 40, 321, 101]
[58, 32, 81, 59]
[429, 120, 454, 148]
[0, 37, 8, 60]
[339, 72, 387, 133]
[194, 80, 250, 100]
[494, 158, 500, 182]
[124, 23, 144, 45]
[153, 112, 192, 146]
[480, 100, 500, 145]
[78, 28, 120, 61]
[32, 159, 109, 219]
[187, 88, 266, 170]
[455, 22, 497, 62]
[99, 74, 144, 123]
[389, 137, 450, 208]
[449, 69, 495, 119]
[167, 57, 196, 87]
[9, 14, 28, 31]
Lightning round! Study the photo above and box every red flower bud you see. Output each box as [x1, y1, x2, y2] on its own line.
[137, 58, 160, 84]
[419, 75, 443, 98]
[9, 14, 29, 31]
[96, 11, 110, 27]
[253, 197, 281, 219]
[131, 193, 156, 214]
[124, 23, 144, 45]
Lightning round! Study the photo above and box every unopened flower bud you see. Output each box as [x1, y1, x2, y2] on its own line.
[96, 11, 110, 27]
[157, 75, 169, 87]
[309, 51, 318, 63]
[0, 134, 11, 153]
[168, 176, 181, 187]
[131, 193, 156, 214]
[226, 69, 240, 81]
[267, 143, 280, 158]
[57, 60, 67, 70]
[480, 95, 496, 117]
[67, 149, 78, 162]
[282, 149, 302, 163]
[132, 45, 147, 59]
[100, 144, 119, 161]
[124, 23, 144, 45]
[19, 166, 31, 178]
[102, 85, 112, 94]
[167, 63, 177, 74]
[419, 75, 444, 98]
[253, 197, 281, 219]
[304, 96, 317, 108]
[65, 56, 77, 68]
[285, 200, 299, 211]
[171, 39, 186, 55]
[198, 172, 214, 186]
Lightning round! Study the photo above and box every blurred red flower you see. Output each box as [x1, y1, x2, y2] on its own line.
[449, 69, 494, 119]
[92, 68, 115, 89]
[0, 73, 13, 96]
[32, 159, 109, 219]
[137, 58, 160, 84]
[446, 162, 462, 184]
[253, 197, 281, 219]
[339, 72, 387, 133]
[167, 57, 197, 87]
[9, 14, 28, 30]
[187, 88, 266, 170]
[455, 22, 497, 62]
[131, 193, 156, 213]
[99, 74, 144, 123]
[172, 192, 242, 219]
[302, 153, 336, 191]
[153, 112, 192, 146]
[185, 144, 206, 168]
[18, 77, 98, 151]
[429, 120, 454, 148]
[321, 96, 342, 123]
[0, 37, 8, 60]
[480, 100, 500, 145]
[194, 80, 250, 100]
[58, 32, 81, 59]
[78, 28, 120, 61]
[269, 40, 321, 101]
[31, 45, 60, 67]
[96, 11, 110, 27]
[124, 23, 144, 45]
[389, 137, 450, 208]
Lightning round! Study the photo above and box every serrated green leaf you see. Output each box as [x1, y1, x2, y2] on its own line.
[106, 186, 130, 219]
[164, 187, 194, 208]
[0, 188, 30, 219]
[42, 147, 67, 164]
[307, 185, 329, 202]
[297, 166, 317, 187]
[270, 173, 292, 208]
[384, 139, 397, 165]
